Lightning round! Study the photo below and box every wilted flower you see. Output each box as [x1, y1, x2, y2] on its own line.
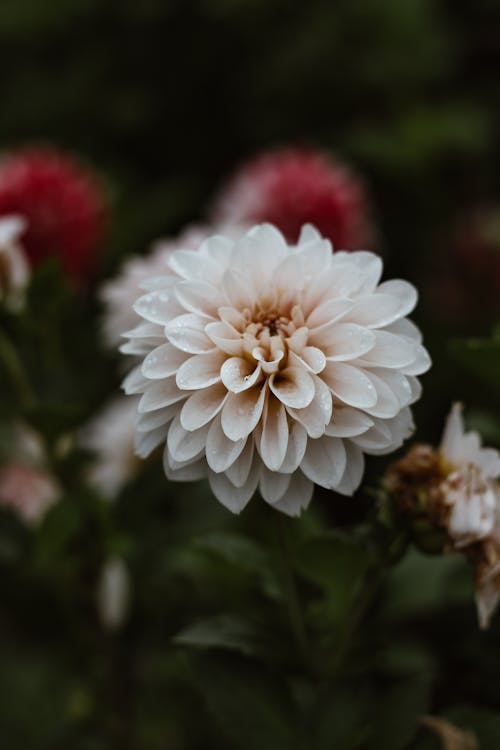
[97, 556, 131, 631]
[0, 215, 29, 311]
[386, 402, 500, 628]
[123, 223, 430, 515]
[211, 148, 372, 250]
[101, 225, 217, 349]
[0, 147, 105, 283]
[438, 403, 500, 547]
[80, 397, 140, 497]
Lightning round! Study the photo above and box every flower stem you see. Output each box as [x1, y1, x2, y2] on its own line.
[274, 513, 309, 661]
[0, 329, 36, 409]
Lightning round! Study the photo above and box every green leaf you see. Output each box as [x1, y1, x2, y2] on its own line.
[173, 614, 265, 658]
[189, 655, 300, 750]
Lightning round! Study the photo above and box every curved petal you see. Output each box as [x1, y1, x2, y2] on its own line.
[180, 382, 228, 431]
[138, 378, 186, 413]
[300, 435, 347, 490]
[322, 362, 377, 408]
[325, 407, 373, 437]
[320, 324, 375, 361]
[176, 350, 225, 390]
[221, 385, 267, 441]
[343, 293, 407, 328]
[175, 280, 225, 318]
[167, 415, 210, 463]
[287, 375, 332, 439]
[142, 343, 189, 379]
[258, 395, 289, 471]
[356, 330, 418, 369]
[278, 421, 308, 473]
[376, 279, 418, 317]
[224, 439, 256, 488]
[221, 357, 262, 393]
[335, 442, 365, 496]
[205, 321, 244, 356]
[208, 462, 259, 513]
[206, 415, 246, 473]
[269, 367, 315, 409]
[165, 313, 214, 354]
[271, 471, 314, 517]
[259, 467, 291, 505]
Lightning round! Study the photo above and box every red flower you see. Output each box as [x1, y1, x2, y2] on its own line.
[0, 147, 106, 282]
[212, 147, 372, 250]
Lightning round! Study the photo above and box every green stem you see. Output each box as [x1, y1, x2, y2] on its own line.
[275, 513, 309, 661]
[0, 329, 36, 409]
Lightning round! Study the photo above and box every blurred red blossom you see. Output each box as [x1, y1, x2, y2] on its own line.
[0, 147, 106, 283]
[211, 147, 373, 250]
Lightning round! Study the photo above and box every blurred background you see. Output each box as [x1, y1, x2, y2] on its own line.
[1, 1, 500, 748]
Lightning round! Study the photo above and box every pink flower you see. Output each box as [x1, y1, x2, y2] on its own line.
[211, 148, 372, 249]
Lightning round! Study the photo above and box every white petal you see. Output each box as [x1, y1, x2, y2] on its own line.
[176, 350, 225, 390]
[287, 375, 332, 439]
[322, 362, 377, 408]
[301, 435, 347, 490]
[477, 449, 500, 479]
[340, 251, 383, 295]
[168, 415, 210, 463]
[319, 323, 375, 361]
[138, 378, 186, 413]
[304, 297, 353, 330]
[220, 357, 262, 392]
[289, 347, 326, 374]
[205, 321, 244, 356]
[142, 343, 189, 379]
[269, 367, 315, 409]
[278, 421, 308, 473]
[325, 407, 374, 437]
[258, 395, 289, 471]
[361, 369, 402, 418]
[180, 382, 228, 431]
[400, 344, 432, 376]
[407, 376, 423, 404]
[224, 439, 256, 488]
[206, 415, 246, 473]
[271, 471, 314, 517]
[222, 268, 255, 308]
[335, 442, 365, 496]
[343, 293, 407, 328]
[208, 462, 259, 513]
[168, 249, 221, 283]
[135, 424, 168, 458]
[376, 280, 418, 317]
[351, 420, 393, 452]
[221, 385, 266, 440]
[367, 368, 413, 409]
[165, 313, 214, 354]
[259, 467, 291, 505]
[385, 318, 423, 343]
[356, 330, 418, 369]
[134, 289, 176, 325]
[163, 447, 207, 482]
[122, 366, 149, 395]
[175, 280, 224, 318]
[137, 405, 178, 431]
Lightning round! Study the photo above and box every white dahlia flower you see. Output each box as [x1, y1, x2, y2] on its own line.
[122, 224, 430, 515]
[439, 403, 500, 547]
